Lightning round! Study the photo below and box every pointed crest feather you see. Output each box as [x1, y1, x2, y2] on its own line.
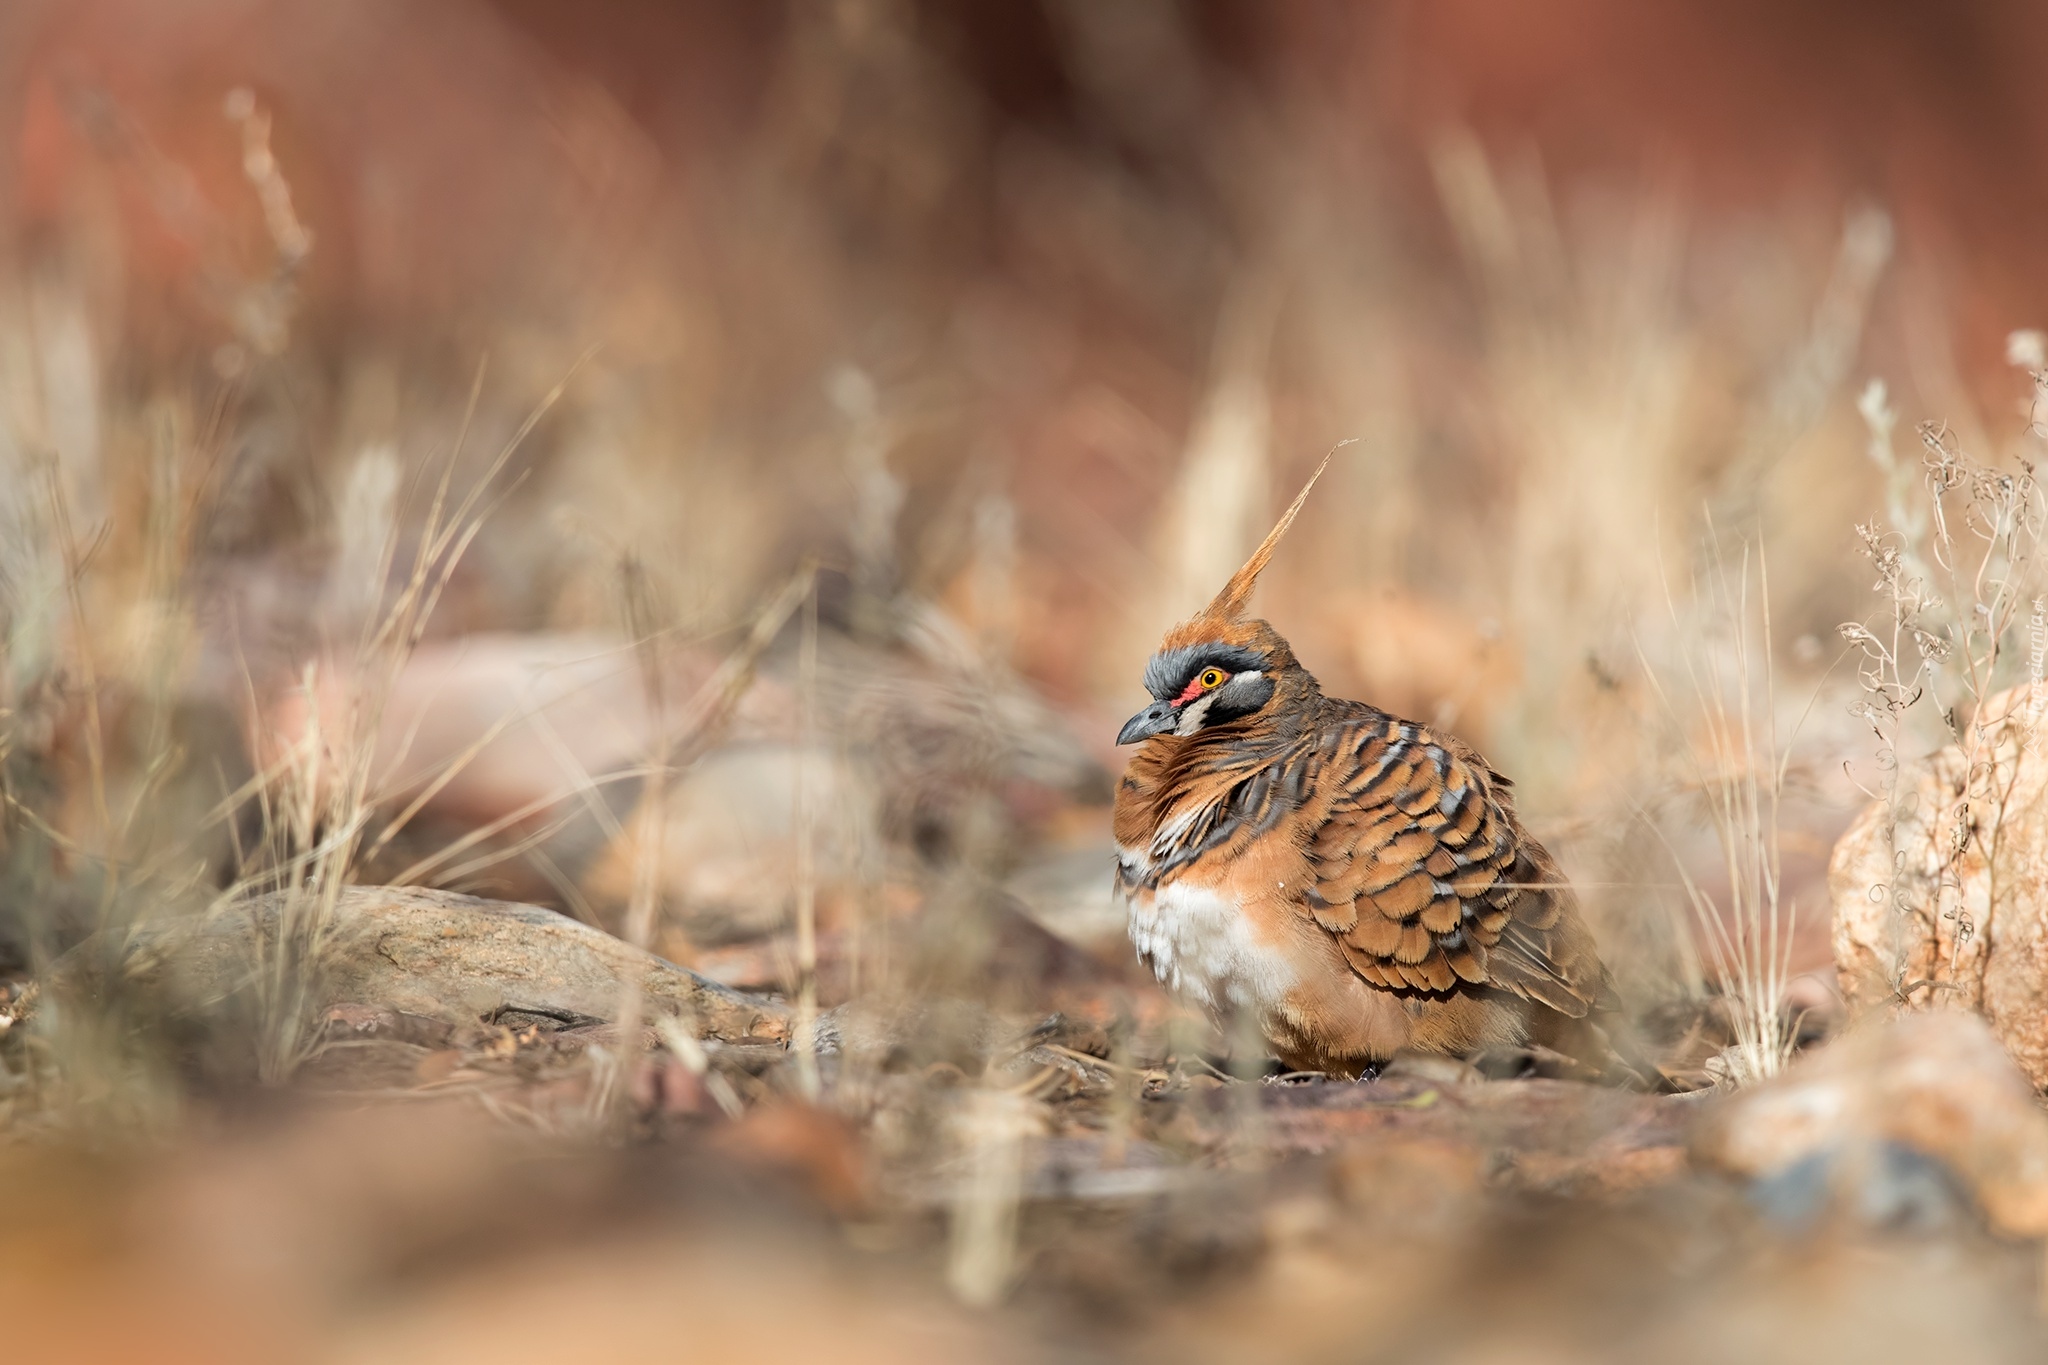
[1201, 448, 1337, 622]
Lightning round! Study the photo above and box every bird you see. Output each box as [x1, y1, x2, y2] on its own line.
[1111, 458, 1618, 1078]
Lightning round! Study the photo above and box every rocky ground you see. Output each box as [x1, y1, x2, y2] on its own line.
[8, 868, 2048, 1364]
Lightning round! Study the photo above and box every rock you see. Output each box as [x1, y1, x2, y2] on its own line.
[1830, 683, 2048, 1086]
[582, 742, 879, 946]
[53, 885, 791, 1046]
[261, 633, 800, 831]
[1693, 1010, 2048, 1237]
[1004, 843, 1127, 953]
[267, 629, 1108, 937]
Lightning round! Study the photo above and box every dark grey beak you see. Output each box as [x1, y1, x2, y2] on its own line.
[1117, 700, 1176, 745]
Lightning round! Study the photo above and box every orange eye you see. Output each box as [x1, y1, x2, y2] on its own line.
[1200, 668, 1226, 689]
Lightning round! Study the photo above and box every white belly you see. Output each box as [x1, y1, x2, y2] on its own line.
[1120, 875, 1297, 1014]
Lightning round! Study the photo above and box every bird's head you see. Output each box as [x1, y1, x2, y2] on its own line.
[1117, 457, 1328, 747]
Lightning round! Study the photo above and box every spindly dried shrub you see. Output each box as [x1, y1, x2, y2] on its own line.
[1837, 368, 2048, 1007]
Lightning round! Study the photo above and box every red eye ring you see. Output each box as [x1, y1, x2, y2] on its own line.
[1176, 668, 1228, 704]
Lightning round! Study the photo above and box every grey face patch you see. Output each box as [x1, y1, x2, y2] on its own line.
[1143, 644, 1269, 701]
[1204, 669, 1274, 726]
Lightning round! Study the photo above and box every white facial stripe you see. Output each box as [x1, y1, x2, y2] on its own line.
[1174, 692, 1216, 736]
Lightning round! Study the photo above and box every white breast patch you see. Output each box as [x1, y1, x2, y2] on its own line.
[1120, 879, 1297, 1014]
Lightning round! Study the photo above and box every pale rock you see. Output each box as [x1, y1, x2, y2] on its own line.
[51, 885, 791, 1045]
[1694, 1010, 2048, 1237]
[584, 742, 878, 944]
[1830, 683, 2048, 1086]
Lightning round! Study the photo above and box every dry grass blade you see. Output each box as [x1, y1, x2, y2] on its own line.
[1638, 535, 1796, 1085]
[946, 1086, 1037, 1307]
[229, 359, 588, 1083]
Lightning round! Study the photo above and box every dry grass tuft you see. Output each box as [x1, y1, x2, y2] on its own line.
[1641, 540, 1799, 1085]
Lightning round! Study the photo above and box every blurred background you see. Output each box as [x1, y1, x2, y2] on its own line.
[7, 2, 2048, 1360]
[11, 0, 2048, 970]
